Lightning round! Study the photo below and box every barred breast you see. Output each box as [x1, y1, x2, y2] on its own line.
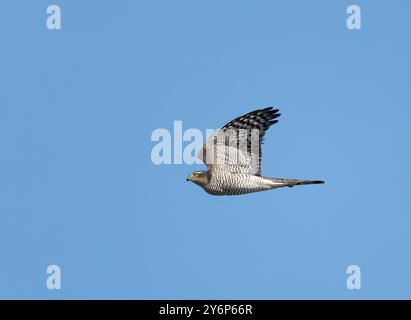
[204, 172, 275, 195]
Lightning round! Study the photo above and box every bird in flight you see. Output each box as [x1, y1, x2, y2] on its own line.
[187, 107, 324, 195]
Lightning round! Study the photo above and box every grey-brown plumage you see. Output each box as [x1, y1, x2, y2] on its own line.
[187, 107, 324, 195]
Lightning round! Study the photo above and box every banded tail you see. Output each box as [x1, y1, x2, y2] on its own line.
[268, 178, 325, 188]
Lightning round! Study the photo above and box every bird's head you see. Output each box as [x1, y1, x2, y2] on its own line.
[186, 171, 209, 186]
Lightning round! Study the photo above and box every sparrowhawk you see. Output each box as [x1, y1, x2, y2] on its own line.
[187, 107, 324, 195]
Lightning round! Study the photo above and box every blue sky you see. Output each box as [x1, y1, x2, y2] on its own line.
[0, 0, 410, 299]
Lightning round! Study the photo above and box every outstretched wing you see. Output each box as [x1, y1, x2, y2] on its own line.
[198, 107, 280, 175]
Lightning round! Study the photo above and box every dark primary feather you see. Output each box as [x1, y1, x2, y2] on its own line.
[222, 107, 281, 136]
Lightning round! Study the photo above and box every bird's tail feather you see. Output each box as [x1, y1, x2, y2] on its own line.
[268, 178, 325, 188]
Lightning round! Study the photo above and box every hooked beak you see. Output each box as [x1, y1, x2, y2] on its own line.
[186, 174, 192, 182]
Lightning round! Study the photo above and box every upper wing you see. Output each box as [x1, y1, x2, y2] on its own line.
[198, 107, 281, 175]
